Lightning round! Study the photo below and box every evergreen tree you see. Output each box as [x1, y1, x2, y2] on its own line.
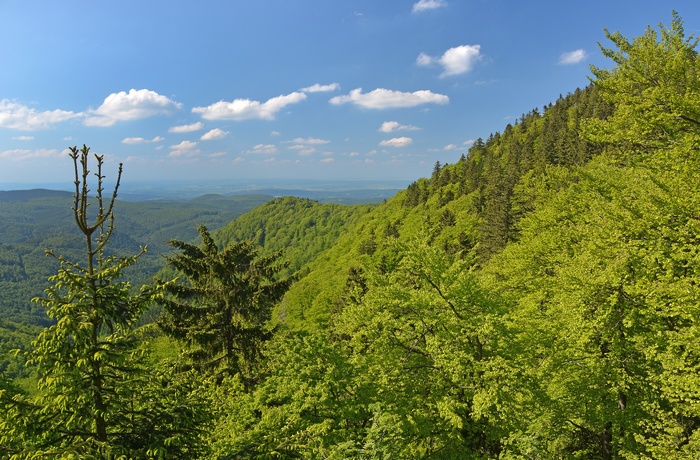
[160, 225, 294, 384]
[0, 146, 208, 458]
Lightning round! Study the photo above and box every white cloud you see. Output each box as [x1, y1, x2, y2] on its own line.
[380, 137, 413, 148]
[443, 144, 459, 150]
[193, 92, 307, 121]
[201, 128, 229, 140]
[122, 136, 164, 144]
[290, 146, 316, 155]
[169, 140, 200, 157]
[290, 137, 330, 145]
[417, 45, 481, 77]
[169, 122, 204, 133]
[330, 88, 448, 109]
[271, 130, 281, 136]
[12, 135, 34, 141]
[412, 0, 447, 13]
[302, 83, 340, 93]
[559, 49, 588, 65]
[125, 137, 147, 144]
[0, 100, 79, 130]
[0, 148, 62, 160]
[379, 121, 420, 133]
[247, 144, 278, 154]
[320, 157, 335, 164]
[84, 89, 182, 127]
[416, 53, 433, 67]
[208, 151, 227, 158]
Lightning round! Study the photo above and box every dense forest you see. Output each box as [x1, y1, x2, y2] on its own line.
[2, 14, 700, 458]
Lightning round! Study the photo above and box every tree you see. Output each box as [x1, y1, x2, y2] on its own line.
[0, 146, 209, 458]
[585, 11, 700, 161]
[160, 224, 294, 384]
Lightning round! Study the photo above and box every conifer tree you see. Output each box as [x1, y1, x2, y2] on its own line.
[0, 146, 209, 458]
[160, 225, 294, 385]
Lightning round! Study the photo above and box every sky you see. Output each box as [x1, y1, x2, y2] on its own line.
[1, 1, 699, 188]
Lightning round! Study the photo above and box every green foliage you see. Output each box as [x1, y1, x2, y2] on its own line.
[480, 13, 700, 457]
[209, 241, 505, 458]
[207, 331, 369, 458]
[216, 196, 374, 275]
[0, 147, 209, 458]
[586, 11, 700, 158]
[160, 224, 294, 382]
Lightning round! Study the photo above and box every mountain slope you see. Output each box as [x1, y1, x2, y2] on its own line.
[280, 84, 609, 331]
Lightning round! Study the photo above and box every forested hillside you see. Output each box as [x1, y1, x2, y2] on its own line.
[3, 14, 700, 459]
[0, 190, 271, 326]
[277, 82, 609, 331]
[215, 196, 375, 276]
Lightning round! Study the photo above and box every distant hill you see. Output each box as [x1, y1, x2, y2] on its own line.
[0, 189, 73, 202]
[215, 196, 375, 276]
[0, 192, 273, 327]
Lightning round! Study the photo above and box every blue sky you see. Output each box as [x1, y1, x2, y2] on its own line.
[1, 1, 698, 187]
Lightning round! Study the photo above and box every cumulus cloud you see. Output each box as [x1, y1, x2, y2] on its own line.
[169, 140, 200, 157]
[169, 122, 204, 133]
[0, 100, 80, 130]
[193, 92, 307, 121]
[84, 89, 182, 127]
[379, 121, 420, 133]
[0, 148, 62, 160]
[301, 83, 340, 93]
[247, 144, 278, 154]
[122, 136, 164, 144]
[320, 157, 335, 164]
[417, 45, 481, 77]
[201, 128, 229, 140]
[559, 49, 588, 65]
[412, 0, 446, 13]
[12, 135, 34, 141]
[380, 137, 413, 148]
[330, 88, 448, 109]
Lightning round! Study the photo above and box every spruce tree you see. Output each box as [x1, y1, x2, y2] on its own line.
[0, 146, 209, 458]
[160, 225, 294, 385]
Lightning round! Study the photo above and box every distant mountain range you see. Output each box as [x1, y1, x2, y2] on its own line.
[1, 179, 409, 203]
